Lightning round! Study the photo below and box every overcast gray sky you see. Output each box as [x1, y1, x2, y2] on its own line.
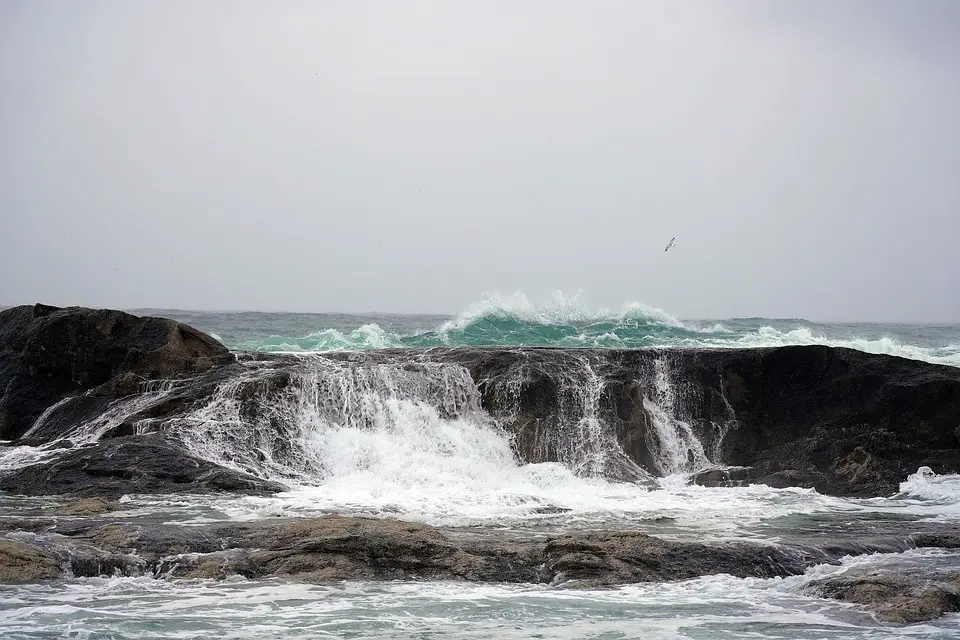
[1, 0, 958, 321]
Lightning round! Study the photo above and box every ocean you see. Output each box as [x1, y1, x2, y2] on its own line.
[135, 293, 960, 366]
[1, 295, 959, 638]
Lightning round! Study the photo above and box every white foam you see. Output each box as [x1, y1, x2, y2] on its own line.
[641, 358, 711, 475]
[3, 550, 957, 639]
[720, 326, 960, 368]
[162, 358, 960, 532]
[439, 290, 688, 333]
[0, 382, 179, 473]
[0, 444, 62, 473]
[895, 466, 960, 505]
[246, 323, 401, 353]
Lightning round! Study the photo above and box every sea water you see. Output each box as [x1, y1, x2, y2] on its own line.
[2, 293, 959, 638]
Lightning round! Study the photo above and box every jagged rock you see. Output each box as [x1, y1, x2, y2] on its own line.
[437, 346, 960, 497]
[913, 532, 960, 549]
[0, 517, 57, 533]
[3, 515, 960, 593]
[216, 515, 528, 583]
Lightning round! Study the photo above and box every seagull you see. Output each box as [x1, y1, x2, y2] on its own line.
[664, 237, 676, 252]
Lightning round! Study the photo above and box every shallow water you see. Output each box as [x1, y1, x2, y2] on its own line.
[2, 549, 959, 639]
[53, 468, 953, 543]
[3, 469, 959, 638]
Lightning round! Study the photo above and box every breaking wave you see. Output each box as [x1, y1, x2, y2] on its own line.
[213, 292, 960, 368]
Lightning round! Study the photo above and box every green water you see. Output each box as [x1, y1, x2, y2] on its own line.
[136, 296, 960, 366]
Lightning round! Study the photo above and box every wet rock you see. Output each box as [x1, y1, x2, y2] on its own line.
[55, 497, 118, 516]
[0, 304, 232, 441]
[0, 435, 288, 498]
[0, 539, 61, 583]
[0, 516, 814, 586]
[541, 532, 802, 586]
[692, 467, 754, 487]
[912, 532, 960, 549]
[224, 515, 493, 582]
[1, 305, 958, 500]
[442, 346, 960, 497]
[809, 571, 960, 624]
[4, 515, 960, 591]
[0, 517, 57, 533]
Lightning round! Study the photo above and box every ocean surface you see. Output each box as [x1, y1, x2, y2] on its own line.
[136, 292, 960, 367]
[2, 294, 960, 638]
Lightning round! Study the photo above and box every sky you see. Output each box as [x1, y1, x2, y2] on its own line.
[1, 0, 958, 322]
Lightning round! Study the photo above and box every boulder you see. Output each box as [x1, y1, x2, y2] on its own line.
[0, 304, 233, 441]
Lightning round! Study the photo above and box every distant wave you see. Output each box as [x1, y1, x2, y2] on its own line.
[230, 291, 960, 368]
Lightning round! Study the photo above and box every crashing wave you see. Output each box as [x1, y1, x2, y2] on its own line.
[223, 291, 960, 368]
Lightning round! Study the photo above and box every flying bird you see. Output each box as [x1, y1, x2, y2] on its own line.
[664, 237, 676, 252]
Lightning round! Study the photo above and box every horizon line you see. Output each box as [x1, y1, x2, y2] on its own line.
[1, 302, 958, 326]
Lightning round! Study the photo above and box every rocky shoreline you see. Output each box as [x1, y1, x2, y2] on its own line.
[1, 304, 960, 625]
[1, 501, 959, 624]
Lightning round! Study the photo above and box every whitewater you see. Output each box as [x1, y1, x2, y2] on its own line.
[1, 294, 959, 639]
[139, 292, 960, 368]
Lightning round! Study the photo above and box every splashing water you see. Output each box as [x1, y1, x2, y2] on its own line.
[641, 358, 712, 476]
[3, 548, 960, 639]
[170, 356, 664, 525]
[0, 381, 179, 473]
[144, 291, 960, 367]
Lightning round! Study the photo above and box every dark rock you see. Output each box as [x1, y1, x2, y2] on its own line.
[0, 434, 287, 498]
[541, 532, 803, 586]
[0, 517, 57, 533]
[693, 467, 754, 487]
[435, 346, 960, 497]
[809, 571, 960, 624]
[0, 304, 233, 441]
[222, 515, 496, 582]
[2, 305, 958, 500]
[0, 516, 811, 586]
[4, 515, 960, 591]
[913, 532, 960, 549]
[705, 346, 960, 497]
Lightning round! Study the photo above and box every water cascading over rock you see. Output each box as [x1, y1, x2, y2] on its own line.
[2, 306, 959, 499]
